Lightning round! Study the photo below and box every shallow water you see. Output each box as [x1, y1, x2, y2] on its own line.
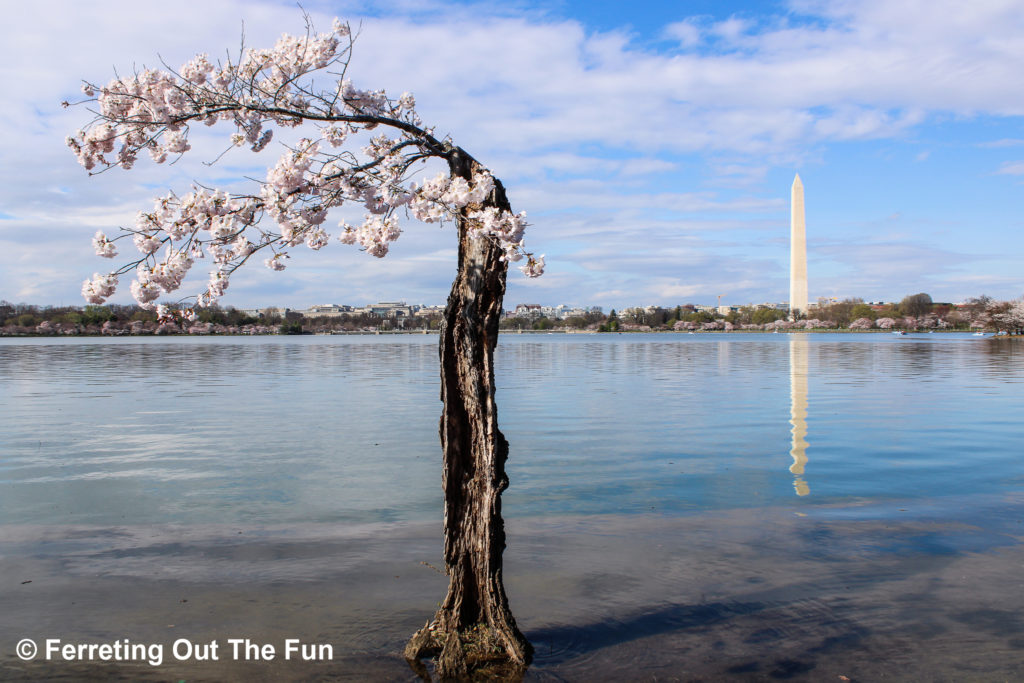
[1, 333, 1022, 680]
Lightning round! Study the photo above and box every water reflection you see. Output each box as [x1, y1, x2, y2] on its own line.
[0, 336, 444, 526]
[789, 335, 809, 496]
[5, 334, 1024, 680]
[3, 333, 1022, 524]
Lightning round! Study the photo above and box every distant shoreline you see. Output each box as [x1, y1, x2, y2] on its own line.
[2, 329, 1014, 339]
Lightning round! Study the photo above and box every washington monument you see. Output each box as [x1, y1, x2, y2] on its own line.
[790, 174, 808, 318]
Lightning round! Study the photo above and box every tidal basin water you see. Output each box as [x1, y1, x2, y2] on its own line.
[1, 332, 1023, 680]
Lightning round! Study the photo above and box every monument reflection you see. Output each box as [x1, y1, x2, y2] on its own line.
[789, 335, 810, 496]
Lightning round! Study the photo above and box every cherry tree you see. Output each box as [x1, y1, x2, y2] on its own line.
[992, 298, 1024, 335]
[67, 16, 540, 677]
[849, 317, 874, 330]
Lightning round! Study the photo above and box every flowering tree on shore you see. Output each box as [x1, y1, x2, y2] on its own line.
[849, 317, 873, 330]
[67, 16, 539, 677]
[992, 298, 1024, 335]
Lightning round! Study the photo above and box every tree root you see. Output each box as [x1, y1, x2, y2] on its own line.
[405, 621, 529, 681]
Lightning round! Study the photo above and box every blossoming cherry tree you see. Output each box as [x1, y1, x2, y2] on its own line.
[68, 17, 540, 677]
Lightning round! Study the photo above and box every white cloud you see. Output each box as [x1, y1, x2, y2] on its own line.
[2, 0, 1024, 308]
[663, 20, 701, 49]
[995, 161, 1024, 175]
[979, 138, 1024, 148]
[709, 17, 753, 44]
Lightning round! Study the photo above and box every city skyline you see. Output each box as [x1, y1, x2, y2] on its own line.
[2, 1, 1023, 311]
[3, 291, 996, 314]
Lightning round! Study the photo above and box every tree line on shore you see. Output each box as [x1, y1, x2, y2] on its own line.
[505, 294, 1024, 335]
[0, 300, 447, 336]
[2, 293, 1022, 336]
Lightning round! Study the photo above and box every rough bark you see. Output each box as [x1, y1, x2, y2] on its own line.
[404, 149, 532, 679]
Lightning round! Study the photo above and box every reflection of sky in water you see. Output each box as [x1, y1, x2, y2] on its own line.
[500, 333, 1024, 522]
[3, 333, 1024, 681]
[1, 333, 1023, 528]
[0, 337, 442, 525]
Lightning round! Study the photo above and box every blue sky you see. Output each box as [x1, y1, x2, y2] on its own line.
[1, 0, 1023, 310]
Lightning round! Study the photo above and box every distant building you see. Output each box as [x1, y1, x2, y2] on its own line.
[247, 307, 291, 319]
[751, 302, 788, 311]
[561, 307, 589, 319]
[504, 304, 593, 320]
[303, 304, 353, 317]
[414, 305, 446, 317]
[511, 304, 543, 320]
[365, 301, 417, 318]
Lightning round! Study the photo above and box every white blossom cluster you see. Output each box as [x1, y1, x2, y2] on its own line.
[407, 171, 543, 275]
[155, 303, 198, 325]
[69, 17, 542, 311]
[97, 187, 264, 309]
[92, 230, 117, 258]
[993, 299, 1024, 330]
[82, 272, 118, 304]
[65, 19, 407, 174]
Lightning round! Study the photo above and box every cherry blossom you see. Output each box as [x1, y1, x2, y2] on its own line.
[81, 272, 118, 304]
[92, 231, 117, 258]
[68, 16, 542, 310]
[264, 253, 288, 271]
[519, 254, 545, 277]
[69, 26, 546, 672]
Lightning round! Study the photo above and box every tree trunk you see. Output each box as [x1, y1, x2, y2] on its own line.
[404, 149, 533, 679]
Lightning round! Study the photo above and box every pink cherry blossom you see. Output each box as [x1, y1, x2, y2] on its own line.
[92, 231, 117, 258]
[82, 272, 118, 303]
[68, 15, 543, 310]
[265, 253, 288, 271]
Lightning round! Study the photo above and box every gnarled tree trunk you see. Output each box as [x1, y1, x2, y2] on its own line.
[404, 149, 532, 678]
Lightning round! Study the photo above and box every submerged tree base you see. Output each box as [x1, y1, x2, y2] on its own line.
[405, 620, 530, 681]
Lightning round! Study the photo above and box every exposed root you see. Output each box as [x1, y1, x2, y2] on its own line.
[405, 621, 529, 681]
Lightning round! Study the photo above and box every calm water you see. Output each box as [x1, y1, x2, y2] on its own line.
[2, 333, 1023, 680]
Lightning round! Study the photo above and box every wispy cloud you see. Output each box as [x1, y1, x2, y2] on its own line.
[978, 138, 1024, 148]
[2, 0, 1023, 308]
[995, 161, 1024, 175]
